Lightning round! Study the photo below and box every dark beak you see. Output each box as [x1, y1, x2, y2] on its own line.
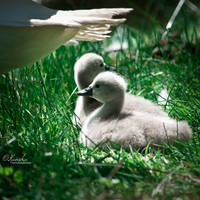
[77, 86, 93, 96]
[105, 64, 115, 71]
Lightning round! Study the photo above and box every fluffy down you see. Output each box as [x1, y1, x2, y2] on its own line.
[78, 72, 192, 149]
[74, 53, 168, 125]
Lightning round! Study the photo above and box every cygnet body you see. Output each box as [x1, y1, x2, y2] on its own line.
[78, 72, 192, 148]
[74, 53, 167, 125]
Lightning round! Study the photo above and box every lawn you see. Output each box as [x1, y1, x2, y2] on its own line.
[0, 12, 200, 200]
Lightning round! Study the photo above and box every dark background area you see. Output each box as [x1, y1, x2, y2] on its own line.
[35, 0, 200, 31]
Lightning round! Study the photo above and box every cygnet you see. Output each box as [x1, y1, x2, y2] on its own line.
[74, 53, 168, 125]
[74, 53, 114, 124]
[77, 72, 192, 148]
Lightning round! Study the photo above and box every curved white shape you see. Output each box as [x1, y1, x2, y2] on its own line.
[0, 0, 132, 73]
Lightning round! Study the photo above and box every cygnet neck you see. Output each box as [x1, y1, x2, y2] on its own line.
[96, 92, 125, 119]
[77, 72, 99, 115]
[77, 72, 91, 90]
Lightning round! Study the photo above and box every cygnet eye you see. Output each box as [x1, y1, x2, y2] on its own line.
[100, 63, 104, 67]
[95, 84, 100, 88]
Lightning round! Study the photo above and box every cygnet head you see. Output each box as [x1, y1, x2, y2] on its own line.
[77, 72, 127, 104]
[74, 53, 114, 89]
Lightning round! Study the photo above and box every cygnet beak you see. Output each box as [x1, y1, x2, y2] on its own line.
[105, 64, 115, 71]
[77, 86, 93, 96]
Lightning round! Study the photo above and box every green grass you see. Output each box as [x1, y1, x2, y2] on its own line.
[0, 24, 200, 199]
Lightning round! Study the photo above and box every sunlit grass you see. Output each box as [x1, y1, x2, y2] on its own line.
[0, 24, 200, 199]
